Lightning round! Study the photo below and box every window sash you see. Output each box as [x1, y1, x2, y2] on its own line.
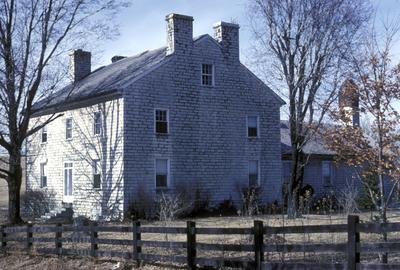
[247, 116, 259, 137]
[94, 112, 101, 135]
[201, 64, 213, 85]
[40, 164, 47, 188]
[156, 159, 168, 188]
[64, 164, 73, 196]
[322, 161, 332, 186]
[155, 110, 168, 134]
[66, 118, 72, 139]
[248, 160, 259, 186]
[41, 127, 47, 143]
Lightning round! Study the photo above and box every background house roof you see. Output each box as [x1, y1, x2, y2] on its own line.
[280, 120, 335, 156]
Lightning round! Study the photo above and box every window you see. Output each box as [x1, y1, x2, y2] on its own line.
[155, 110, 168, 134]
[155, 159, 169, 188]
[249, 160, 259, 186]
[41, 125, 48, 143]
[64, 162, 73, 196]
[66, 118, 73, 140]
[322, 161, 332, 186]
[40, 163, 47, 188]
[93, 160, 101, 189]
[201, 64, 213, 86]
[93, 112, 101, 135]
[247, 116, 259, 137]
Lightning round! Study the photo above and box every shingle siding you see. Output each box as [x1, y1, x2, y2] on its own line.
[26, 99, 124, 220]
[123, 37, 282, 210]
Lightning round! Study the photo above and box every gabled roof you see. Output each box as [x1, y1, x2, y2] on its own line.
[32, 34, 284, 115]
[32, 46, 169, 115]
[280, 120, 335, 156]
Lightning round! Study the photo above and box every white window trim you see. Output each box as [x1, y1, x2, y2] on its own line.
[65, 117, 73, 141]
[154, 108, 169, 134]
[155, 158, 170, 189]
[248, 160, 260, 187]
[200, 63, 215, 86]
[247, 115, 260, 138]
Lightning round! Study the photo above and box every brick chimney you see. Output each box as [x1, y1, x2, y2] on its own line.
[339, 79, 359, 126]
[213, 21, 240, 61]
[69, 49, 91, 82]
[165, 13, 194, 56]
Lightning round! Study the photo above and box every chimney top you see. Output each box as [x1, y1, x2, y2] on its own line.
[165, 13, 194, 56]
[69, 49, 91, 82]
[165, 13, 193, 21]
[213, 21, 240, 29]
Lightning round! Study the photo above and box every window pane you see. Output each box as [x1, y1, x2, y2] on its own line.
[248, 116, 258, 128]
[156, 159, 168, 174]
[93, 174, 101, 188]
[249, 174, 258, 187]
[249, 160, 259, 186]
[155, 110, 168, 133]
[249, 160, 258, 174]
[322, 162, 331, 177]
[156, 175, 167, 187]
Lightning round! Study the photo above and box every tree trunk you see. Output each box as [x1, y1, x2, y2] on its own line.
[7, 152, 23, 224]
[378, 173, 388, 263]
[287, 146, 305, 219]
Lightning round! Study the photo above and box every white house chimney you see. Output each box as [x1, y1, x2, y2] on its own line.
[69, 49, 91, 82]
[165, 13, 194, 56]
[213, 21, 240, 61]
[339, 79, 360, 126]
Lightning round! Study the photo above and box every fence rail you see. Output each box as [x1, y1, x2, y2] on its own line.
[1, 215, 400, 269]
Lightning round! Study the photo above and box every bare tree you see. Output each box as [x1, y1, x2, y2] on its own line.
[0, 0, 128, 224]
[325, 23, 400, 263]
[249, 0, 371, 218]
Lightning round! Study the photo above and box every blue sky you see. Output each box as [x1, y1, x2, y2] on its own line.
[96, 0, 400, 69]
[94, 0, 400, 121]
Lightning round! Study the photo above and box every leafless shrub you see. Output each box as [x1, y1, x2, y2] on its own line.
[239, 186, 262, 216]
[22, 189, 57, 218]
[338, 179, 359, 215]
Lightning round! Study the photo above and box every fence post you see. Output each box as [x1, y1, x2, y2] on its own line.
[55, 223, 62, 255]
[26, 223, 33, 250]
[187, 221, 196, 270]
[254, 220, 264, 270]
[348, 215, 360, 270]
[132, 221, 141, 263]
[90, 222, 98, 257]
[0, 225, 6, 250]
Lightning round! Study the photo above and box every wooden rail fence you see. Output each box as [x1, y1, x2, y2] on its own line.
[0, 215, 400, 269]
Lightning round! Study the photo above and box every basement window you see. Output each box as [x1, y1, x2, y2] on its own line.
[201, 64, 214, 86]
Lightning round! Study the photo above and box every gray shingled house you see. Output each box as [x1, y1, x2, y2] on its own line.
[26, 14, 284, 220]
